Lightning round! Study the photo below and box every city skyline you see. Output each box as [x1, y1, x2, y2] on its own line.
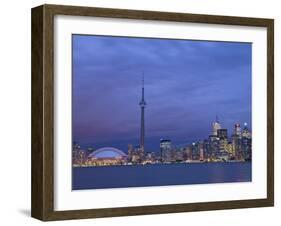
[72, 34, 252, 152]
[72, 117, 252, 166]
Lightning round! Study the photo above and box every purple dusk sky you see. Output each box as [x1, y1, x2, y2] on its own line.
[72, 35, 252, 152]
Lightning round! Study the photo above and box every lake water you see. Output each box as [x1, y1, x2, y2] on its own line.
[72, 162, 251, 190]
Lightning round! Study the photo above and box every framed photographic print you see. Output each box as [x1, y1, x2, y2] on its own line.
[31, 4, 274, 221]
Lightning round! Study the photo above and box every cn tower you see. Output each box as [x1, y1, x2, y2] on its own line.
[139, 74, 146, 150]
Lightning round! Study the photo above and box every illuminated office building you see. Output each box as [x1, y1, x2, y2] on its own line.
[184, 146, 192, 161]
[242, 123, 251, 139]
[217, 129, 228, 139]
[212, 116, 221, 136]
[174, 148, 184, 162]
[241, 123, 252, 160]
[191, 142, 200, 160]
[209, 135, 219, 160]
[160, 139, 173, 162]
[234, 123, 242, 136]
[217, 129, 228, 152]
[72, 143, 88, 166]
[199, 143, 204, 161]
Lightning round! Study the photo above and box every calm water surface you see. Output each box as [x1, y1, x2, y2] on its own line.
[72, 162, 251, 190]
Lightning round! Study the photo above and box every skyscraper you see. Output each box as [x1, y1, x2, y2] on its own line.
[242, 123, 251, 139]
[139, 75, 146, 150]
[232, 123, 242, 160]
[160, 139, 172, 162]
[234, 123, 242, 136]
[241, 123, 252, 160]
[217, 129, 228, 152]
[217, 129, 228, 139]
[212, 115, 221, 136]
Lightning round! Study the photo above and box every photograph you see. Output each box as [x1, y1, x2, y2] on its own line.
[71, 34, 252, 190]
[30, 3, 274, 221]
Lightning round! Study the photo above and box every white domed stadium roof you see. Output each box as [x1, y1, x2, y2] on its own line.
[88, 147, 127, 159]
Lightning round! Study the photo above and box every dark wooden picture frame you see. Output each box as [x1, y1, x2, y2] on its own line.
[31, 4, 274, 221]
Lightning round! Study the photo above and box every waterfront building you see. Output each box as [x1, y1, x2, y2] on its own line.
[145, 152, 156, 163]
[174, 147, 184, 162]
[72, 142, 80, 164]
[191, 142, 200, 160]
[203, 139, 211, 160]
[73, 150, 88, 166]
[127, 145, 145, 164]
[72, 142, 89, 166]
[127, 144, 134, 162]
[208, 135, 219, 160]
[160, 139, 173, 162]
[184, 146, 192, 161]
[199, 142, 204, 161]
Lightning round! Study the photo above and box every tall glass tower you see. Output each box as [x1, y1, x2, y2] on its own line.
[139, 75, 146, 150]
[212, 115, 221, 136]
